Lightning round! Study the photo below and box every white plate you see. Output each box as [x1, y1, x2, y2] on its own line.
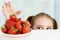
[0, 28, 32, 38]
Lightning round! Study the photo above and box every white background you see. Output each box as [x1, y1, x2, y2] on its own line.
[54, 0, 60, 29]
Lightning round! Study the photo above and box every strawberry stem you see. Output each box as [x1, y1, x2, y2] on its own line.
[1, 26, 6, 30]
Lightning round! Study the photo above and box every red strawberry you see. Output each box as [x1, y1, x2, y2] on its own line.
[23, 21, 31, 28]
[8, 27, 18, 34]
[10, 14, 17, 22]
[22, 23, 31, 34]
[1, 26, 7, 33]
[21, 21, 24, 25]
[15, 21, 22, 31]
[16, 18, 21, 23]
[22, 27, 31, 34]
[24, 21, 31, 27]
[17, 32, 21, 34]
[6, 20, 14, 29]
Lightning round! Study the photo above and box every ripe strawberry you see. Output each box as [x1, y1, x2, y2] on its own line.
[23, 21, 31, 28]
[22, 23, 31, 34]
[17, 32, 21, 34]
[8, 27, 18, 34]
[10, 14, 17, 22]
[16, 18, 21, 23]
[21, 21, 24, 24]
[15, 21, 22, 31]
[1, 25, 7, 33]
[6, 20, 15, 29]
[22, 27, 31, 34]
[24, 21, 31, 27]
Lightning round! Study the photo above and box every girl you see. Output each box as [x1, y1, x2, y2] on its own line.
[31, 13, 57, 30]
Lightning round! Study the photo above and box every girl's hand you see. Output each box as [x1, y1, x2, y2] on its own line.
[2, 2, 21, 19]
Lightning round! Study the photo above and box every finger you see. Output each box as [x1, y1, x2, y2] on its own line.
[4, 2, 10, 8]
[2, 5, 4, 8]
[2, 5, 9, 19]
[4, 2, 9, 9]
[2, 5, 6, 17]
[8, 1, 13, 8]
[8, 1, 11, 7]
[2, 5, 8, 15]
[8, 1, 15, 11]
[4, 2, 10, 10]
[2, 5, 6, 12]
[2, 5, 4, 12]
[4, 2, 8, 7]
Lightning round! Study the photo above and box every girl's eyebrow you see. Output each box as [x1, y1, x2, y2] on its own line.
[36, 25, 43, 27]
[48, 26, 53, 28]
[36, 25, 42, 26]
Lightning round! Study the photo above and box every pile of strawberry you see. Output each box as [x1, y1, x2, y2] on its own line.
[1, 14, 31, 34]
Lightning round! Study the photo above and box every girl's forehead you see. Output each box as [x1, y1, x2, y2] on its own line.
[35, 16, 53, 21]
[34, 16, 53, 25]
[35, 16, 49, 20]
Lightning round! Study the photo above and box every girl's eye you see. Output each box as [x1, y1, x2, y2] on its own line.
[47, 28, 51, 30]
[37, 27, 41, 29]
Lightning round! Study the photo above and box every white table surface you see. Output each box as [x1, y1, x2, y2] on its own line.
[0, 30, 60, 40]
